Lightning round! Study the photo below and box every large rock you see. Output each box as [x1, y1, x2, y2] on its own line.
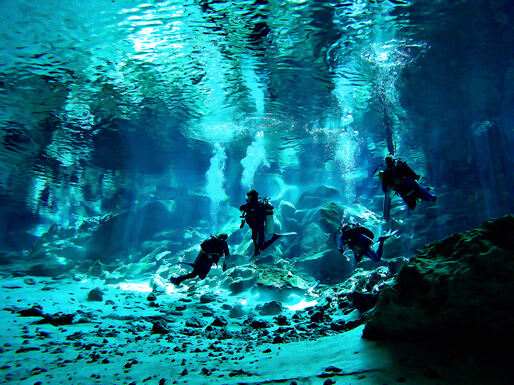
[363, 215, 514, 341]
[220, 265, 310, 297]
[296, 185, 340, 209]
[297, 249, 353, 284]
[278, 201, 300, 234]
[300, 223, 329, 254]
[318, 202, 345, 234]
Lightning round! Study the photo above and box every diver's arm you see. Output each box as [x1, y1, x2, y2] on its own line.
[239, 205, 247, 228]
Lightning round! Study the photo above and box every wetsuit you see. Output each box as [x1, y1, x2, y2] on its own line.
[239, 199, 278, 256]
[381, 160, 435, 210]
[170, 236, 229, 285]
[338, 224, 385, 262]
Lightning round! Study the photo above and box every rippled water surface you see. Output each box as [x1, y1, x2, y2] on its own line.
[0, 0, 512, 238]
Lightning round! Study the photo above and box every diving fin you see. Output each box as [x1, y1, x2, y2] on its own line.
[179, 262, 195, 268]
[276, 232, 298, 237]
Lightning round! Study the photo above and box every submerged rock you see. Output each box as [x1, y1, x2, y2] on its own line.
[18, 305, 44, 317]
[200, 293, 217, 303]
[256, 301, 283, 316]
[297, 249, 353, 283]
[185, 316, 205, 328]
[363, 215, 514, 341]
[348, 291, 379, 313]
[87, 288, 104, 302]
[229, 304, 246, 318]
[318, 202, 345, 234]
[296, 186, 340, 209]
[151, 319, 169, 334]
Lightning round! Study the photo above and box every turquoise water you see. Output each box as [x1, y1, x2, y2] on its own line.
[0, 0, 512, 250]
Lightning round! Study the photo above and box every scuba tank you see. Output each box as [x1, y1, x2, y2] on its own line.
[262, 197, 275, 235]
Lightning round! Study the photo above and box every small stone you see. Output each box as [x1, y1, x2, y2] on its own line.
[201, 367, 211, 376]
[23, 278, 36, 285]
[272, 335, 284, 344]
[87, 288, 103, 302]
[181, 368, 188, 376]
[200, 294, 216, 304]
[18, 305, 44, 317]
[249, 319, 270, 329]
[229, 305, 245, 318]
[159, 379, 166, 385]
[256, 301, 283, 316]
[323, 379, 335, 385]
[185, 317, 205, 328]
[151, 320, 169, 335]
[147, 293, 157, 302]
[274, 315, 289, 325]
[310, 311, 324, 323]
[211, 316, 228, 327]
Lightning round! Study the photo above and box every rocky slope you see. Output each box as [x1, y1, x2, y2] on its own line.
[363, 214, 514, 342]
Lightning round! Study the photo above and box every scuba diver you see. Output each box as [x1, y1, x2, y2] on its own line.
[169, 233, 230, 286]
[379, 155, 436, 213]
[336, 222, 397, 263]
[239, 189, 282, 257]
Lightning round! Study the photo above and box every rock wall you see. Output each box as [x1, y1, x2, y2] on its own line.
[363, 215, 514, 341]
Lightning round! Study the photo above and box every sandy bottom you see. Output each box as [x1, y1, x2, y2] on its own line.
[0, 276, 509, 385]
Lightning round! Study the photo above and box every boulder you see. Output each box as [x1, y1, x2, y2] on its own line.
[185, 316, 205, 328]
[151, 319, 169, 334]
[318, 202, 345, 234]
[296, 186, 340, 209]
[300, 222, 329, 253]
[226, 276, 257, 295]
[249, 319, 270, 329]
[256, 301, 283, 316]
[229, 304, 246, 318]
[278, 201, 300, 233]
[200, 293, 217, 304]
[363, 215, 514, 342]
[87, 288, 104, 302]
[254, 266, 311, 294]
[348, 291, 379, 313]
[297, 249, 353, 284]
[211, 316, 228, 327]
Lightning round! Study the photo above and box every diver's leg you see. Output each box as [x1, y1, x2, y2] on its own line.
[251, 227, 260, 256]
[196, 261, 213, 280]
[260, 233, 281, 251]
[253, 225, 266, 255]
[405, 194, 417, 210]
[170, 271, 198, 286]
[395, 179, 417, 209]
[170, 253, 202, 285]
[363, 248, 380, 262]
[417, 184, 437, 202]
